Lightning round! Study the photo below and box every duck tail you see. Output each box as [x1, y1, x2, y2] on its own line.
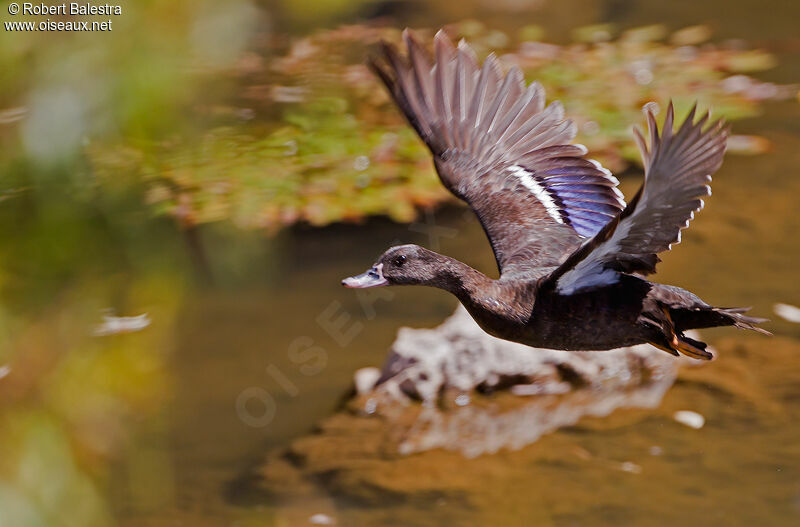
[646, 303, 770, 361]
[715, 306, 772, 335]
[649, 284, 771, 336]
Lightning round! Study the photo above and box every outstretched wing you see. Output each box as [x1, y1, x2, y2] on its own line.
[369, 30, 624, 276]
[546, 102, 729, 295]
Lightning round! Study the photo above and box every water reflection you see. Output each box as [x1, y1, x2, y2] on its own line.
[395, 375, 676, 458]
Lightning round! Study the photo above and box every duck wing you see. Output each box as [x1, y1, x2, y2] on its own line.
[543, 102, 729, 295]
[369, 30, 624, 275]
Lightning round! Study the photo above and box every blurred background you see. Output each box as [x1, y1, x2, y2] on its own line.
[1, 0, 799, 526]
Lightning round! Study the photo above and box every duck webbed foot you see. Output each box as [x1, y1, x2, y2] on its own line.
[648, 307, 714, 360]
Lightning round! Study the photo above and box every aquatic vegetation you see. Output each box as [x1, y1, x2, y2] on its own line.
[86, 22, 796, 231]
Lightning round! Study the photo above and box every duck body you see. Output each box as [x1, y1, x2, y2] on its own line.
[343, 30, 768, 360]
[484, 275, 657, 351]
[442, 268, 752, 355]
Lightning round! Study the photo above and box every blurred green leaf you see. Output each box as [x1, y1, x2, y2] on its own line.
[84, 21, 796, 233]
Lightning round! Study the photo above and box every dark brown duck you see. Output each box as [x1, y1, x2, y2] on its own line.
[342, 30, 769, 360]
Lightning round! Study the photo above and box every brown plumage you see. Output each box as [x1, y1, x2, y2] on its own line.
[342, 29, 769, 360]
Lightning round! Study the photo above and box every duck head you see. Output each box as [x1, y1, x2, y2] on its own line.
[342, 244, 445, 288]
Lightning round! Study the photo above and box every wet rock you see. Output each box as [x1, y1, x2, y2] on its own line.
[354, 367, 381, 395]
[361, 305, 679, 404]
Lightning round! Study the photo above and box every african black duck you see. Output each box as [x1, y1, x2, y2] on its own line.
[343, 30, 768, 360]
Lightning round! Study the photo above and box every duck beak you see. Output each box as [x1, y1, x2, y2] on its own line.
[342, 263, 389, 288]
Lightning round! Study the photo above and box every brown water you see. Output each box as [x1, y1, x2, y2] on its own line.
[2, 1, 800, 526]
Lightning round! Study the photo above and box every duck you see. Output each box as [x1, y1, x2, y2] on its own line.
[342, 29, 769, 359]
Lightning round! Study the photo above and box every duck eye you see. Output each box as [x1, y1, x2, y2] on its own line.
[394, 255, 407, 267]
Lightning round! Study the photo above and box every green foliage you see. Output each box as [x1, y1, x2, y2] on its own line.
[87, 21, 796, 231]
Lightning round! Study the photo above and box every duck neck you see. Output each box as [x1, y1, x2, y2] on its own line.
[427, 255, 494, 302]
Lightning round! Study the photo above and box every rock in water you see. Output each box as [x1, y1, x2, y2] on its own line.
[365, 305, 681, 404]
[353, 367, 382, 395]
